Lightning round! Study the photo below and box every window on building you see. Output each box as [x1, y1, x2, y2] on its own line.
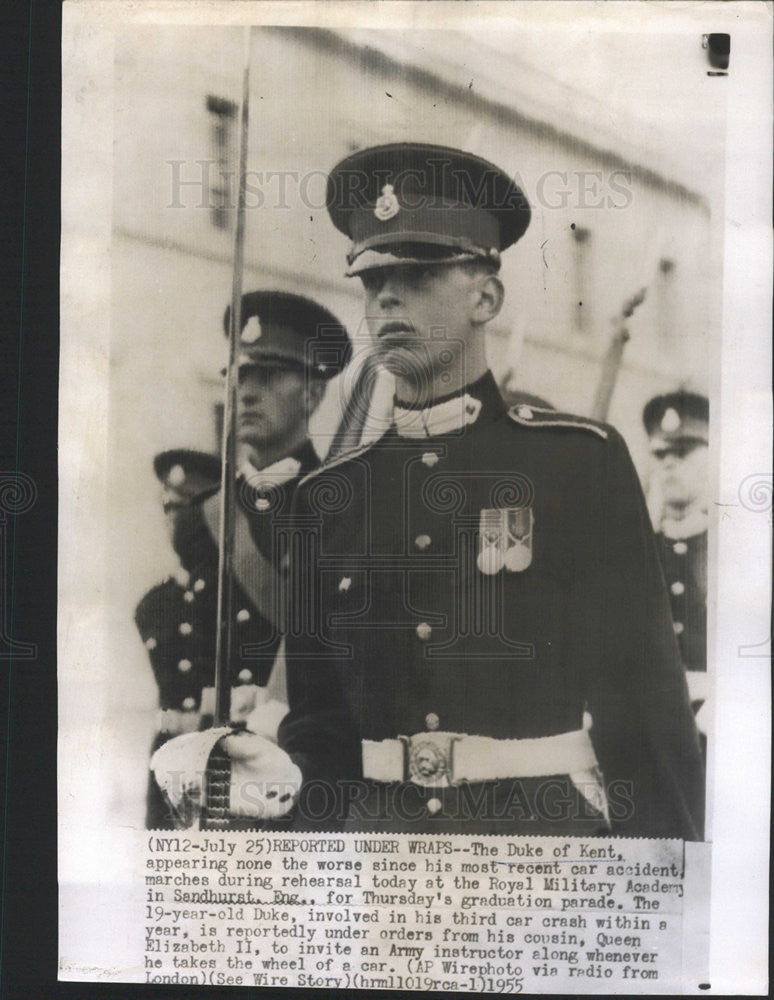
[571, 225, 592, 333]
[206, 95, 237, 230]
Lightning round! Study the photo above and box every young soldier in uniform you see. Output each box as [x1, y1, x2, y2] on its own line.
[643, 391, 709, 731]
[156, 146, 704, 838]
[141, 290, 350, 827]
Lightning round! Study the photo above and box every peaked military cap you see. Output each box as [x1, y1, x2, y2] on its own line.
[223, 291, 351, 380]
[643, 391, 709, 446]
[153, 449, 221, 509]
[153, 449, 221, 488]
[326, 143, 530, 275]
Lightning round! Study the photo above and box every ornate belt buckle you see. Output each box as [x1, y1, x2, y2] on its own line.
[400, 732, 466, 787]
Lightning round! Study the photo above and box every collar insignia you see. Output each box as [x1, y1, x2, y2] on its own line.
[394, 393, 482, 439]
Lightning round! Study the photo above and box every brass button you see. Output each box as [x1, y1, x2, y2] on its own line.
[144, 637, 157, 651]
[193, 578, 206, 592]
[670, 581, 685, 596]
[178, 622, 192, 636]
[238, 668, 252, 683]
[183, 590, 194, 603]
[427, 797, 442, 814]
[416, 622, 432, 641]
[236, 608, 251, 623]
[182, 697, 196, 711]
[177, 658, 192, 673]
[673, 541, 688, 555]
[255, 497, 270, 512]
[673, 621, 684, 636]
[415, 534, 431, 551]
[425, 713, 440, 731]
[421, 452, 439, 467]
[517, 405, 533, 420]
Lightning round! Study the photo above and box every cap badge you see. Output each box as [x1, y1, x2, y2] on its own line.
[241, 314, 262, 344]
[660, 407, 681, 433]
[167, 464, 186, 488]
[477, 506, 534, 576]
[374, 184, 400, 222]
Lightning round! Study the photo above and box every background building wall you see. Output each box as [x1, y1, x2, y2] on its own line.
[112, 26, 713, 465]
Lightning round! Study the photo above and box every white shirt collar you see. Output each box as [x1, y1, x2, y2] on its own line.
[661, 507, 708, 540]
[238, 454, 302, 490]
[393, 393, 483, 439]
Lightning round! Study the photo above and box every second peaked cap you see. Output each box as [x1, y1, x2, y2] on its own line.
[224, 291, 351, 380]
[643, 391, 709, 446]
[326, 143, 530, 274]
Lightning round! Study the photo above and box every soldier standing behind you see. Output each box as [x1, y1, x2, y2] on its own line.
[643, 391, 710, 728]
[135, 448, 221, 828]
[137, 291, 350, 827]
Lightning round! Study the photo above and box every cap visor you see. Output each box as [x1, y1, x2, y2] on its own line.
[347, 248, 481, 276]
[220, 353, 309, 374]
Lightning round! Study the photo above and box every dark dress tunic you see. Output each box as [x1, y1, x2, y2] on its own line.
[278, 373, 704, 839]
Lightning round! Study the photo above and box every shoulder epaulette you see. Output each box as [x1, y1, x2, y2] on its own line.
[508, 403, 609, 440]
[299, 434, 385, 486]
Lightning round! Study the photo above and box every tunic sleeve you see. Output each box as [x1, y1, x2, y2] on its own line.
[277, 480, 361, 830]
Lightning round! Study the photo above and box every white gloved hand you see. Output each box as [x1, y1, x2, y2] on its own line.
[151, 727, 232, 821]
[222, 729, 301, 817]
[151, 728, 301, 821]
[244, 697, 289, 743]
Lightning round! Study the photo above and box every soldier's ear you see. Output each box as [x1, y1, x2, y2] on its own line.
[306, 378, 327, 415]
[472, 273, 504, 325]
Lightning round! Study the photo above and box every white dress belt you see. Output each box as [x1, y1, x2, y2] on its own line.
[362, 728, 599, 788]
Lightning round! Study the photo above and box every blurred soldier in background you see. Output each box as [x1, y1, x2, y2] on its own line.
[136, 448, 221, 828]
[155, 143, 704, 838]
[155, 449, 222, 532]
[643, 391, 709, 733]
[138, 291, 350, 827]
